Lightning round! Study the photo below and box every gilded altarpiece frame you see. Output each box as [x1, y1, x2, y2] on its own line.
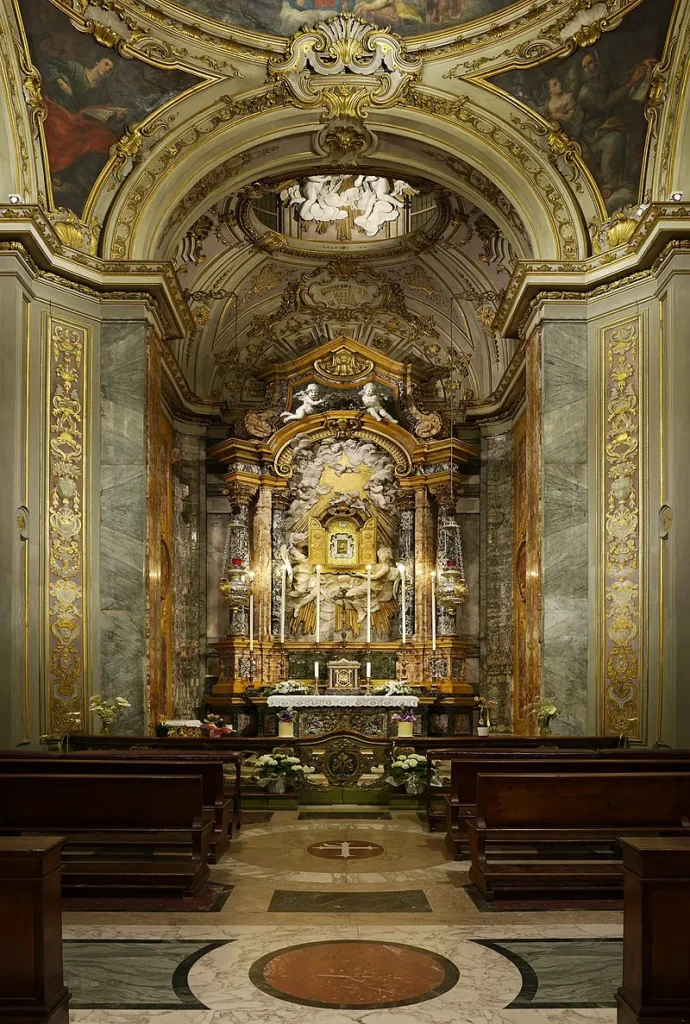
[44, 313, 88, 733]
[602, 315, 645, 739]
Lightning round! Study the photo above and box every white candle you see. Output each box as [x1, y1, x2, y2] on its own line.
[366, 661, 371, 678]
[397, 562, 407, 644]
[248, 572, 255, 653]
[431, 570, 437, 653]
[366, 564, 372, 645]
[315, 564, 321, 644]
[314, 660, 319, 679]
[280, 565, 287, 644]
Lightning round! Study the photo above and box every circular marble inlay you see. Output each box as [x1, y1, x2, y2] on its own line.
[307, 839, 384, 860]
[249, 939, 460, 1009]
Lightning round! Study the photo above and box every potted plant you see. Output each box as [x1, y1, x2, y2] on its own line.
[392, 708, 416, 737]
[89, 695, 131, 736]
[278, 707, 296, 738]
[201, 714, 234, 738]
[385, 752, 439, 795]
[253, 751, 315, 794]
[527, 699, 560, 736]
[474, 696, 498, 736]
[53, 710, 82, 754]
[155, 716, 170, 737]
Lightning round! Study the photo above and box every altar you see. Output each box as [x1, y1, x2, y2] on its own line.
[266, 692, 420, 738]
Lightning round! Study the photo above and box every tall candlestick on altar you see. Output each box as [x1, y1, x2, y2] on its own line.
[366, 564, 372, 645]
[315, 565, 321, 644]
[280, 565, 287, 644]
[397, 562, 407, 644]
[248, 572, 255, 653]
[431, 570, 437, 653]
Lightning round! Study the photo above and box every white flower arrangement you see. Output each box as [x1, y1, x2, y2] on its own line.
[254, 750, 315, 790]
[272, 680, 312, 695]
[385, 751, 440, 794]
[373, 680, 413, 696]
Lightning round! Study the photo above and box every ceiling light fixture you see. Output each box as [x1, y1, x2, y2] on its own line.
[670, 191, 684, 201]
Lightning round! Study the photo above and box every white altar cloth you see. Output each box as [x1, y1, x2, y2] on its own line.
[266, 695, 419, 709]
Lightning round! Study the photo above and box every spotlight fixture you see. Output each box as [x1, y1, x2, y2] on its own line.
[670, 191, 684, 202]
[8, 194, 22, 205]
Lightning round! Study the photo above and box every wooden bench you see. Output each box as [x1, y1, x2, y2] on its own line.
[0, 774, 211, 896]
[0, 754, 233, 863]
[438, 750, 690, 858]
[0, 837, 70, 1024]
[467, 772, 690, 900]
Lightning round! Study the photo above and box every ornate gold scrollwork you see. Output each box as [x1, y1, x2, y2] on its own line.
[46, 315, 87, 733]
[603, 317, 642, 738]
[267, 15, 421, 122]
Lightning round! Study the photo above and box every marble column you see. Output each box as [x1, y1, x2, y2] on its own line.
[252, 485, 273, 641]
[541, 321, 588, 734]
[413, 486, 432, 642]
[172, 428, 205, 718]
[271, 494, 289, 637]
[222, 489, 251, 636]
[99, 320, 147, 734]
[479, 432, 514, 732]
[436, 496, 464, 638]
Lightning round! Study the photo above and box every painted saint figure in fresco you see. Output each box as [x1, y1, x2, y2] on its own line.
[42, 56, 131, 187]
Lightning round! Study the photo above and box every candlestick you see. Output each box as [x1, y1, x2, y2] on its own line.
[315, 564, 321, 644]
[248, 572, 255, 653]
[431, 569, 437, 653]
[366, 564, 372, 645]
[280, 565, 287, 644]
[397, 562, 407, 644]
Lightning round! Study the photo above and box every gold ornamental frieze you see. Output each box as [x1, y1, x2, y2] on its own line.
[45, 313, 88, 733]
[274, 414, 413, 479]
[602, 316, 643, 739]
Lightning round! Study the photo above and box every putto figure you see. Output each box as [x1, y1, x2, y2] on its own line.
[281, 383, 327, 422]
[359, 383, 398, 424]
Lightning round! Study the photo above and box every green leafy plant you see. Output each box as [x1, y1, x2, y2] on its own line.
[89, 695, 131, 735]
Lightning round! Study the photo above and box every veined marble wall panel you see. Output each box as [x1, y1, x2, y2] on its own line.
[541, 321, 589, 734]
[99, 320, 147, 733]
[173, 428, 205, 717]
[456, 493, 480, 645]
[479, 432, 514, 732]
[207, 504, 229, 643]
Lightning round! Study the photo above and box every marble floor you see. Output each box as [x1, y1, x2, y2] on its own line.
[63, 809, 624, 1024]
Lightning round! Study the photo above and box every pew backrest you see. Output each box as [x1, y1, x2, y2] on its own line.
[476, 772, 690, 829]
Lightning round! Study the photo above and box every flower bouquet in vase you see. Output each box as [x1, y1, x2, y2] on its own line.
[278, 707, 296, 737]
[201, 714, 234, 739]
[254, 751, 315, 794]
[392, 709, 416, 737]
[527, 699, 560, 736]
[385, 752, 439, 795]
[474, 695, 497, 736]
[89, 695, 131, 736]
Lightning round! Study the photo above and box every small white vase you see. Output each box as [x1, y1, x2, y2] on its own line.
[477, 726, 490, 736]
[397, 721, 414, 737]
[278, 721, 295, 737]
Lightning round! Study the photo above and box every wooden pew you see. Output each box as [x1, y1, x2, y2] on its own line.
[0, 837, 70, 1024]
[0, 755, 233, 863]
[0, 774, 211, 896]
[467, 772, 690, 900]
[616, 838, 690, 1024]
[438, 750, 690, 858]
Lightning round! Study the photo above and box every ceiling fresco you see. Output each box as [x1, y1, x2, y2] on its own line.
[493, 0, 675, 215]
[172, 0, 517, 38]
[18, 0, 197, 216]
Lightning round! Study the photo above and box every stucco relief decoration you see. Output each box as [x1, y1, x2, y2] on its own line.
[47, 317, 87, 732]
[603, 317, 641, 738]
[280, 175, 417, 239]
[267, 16, 422, 121]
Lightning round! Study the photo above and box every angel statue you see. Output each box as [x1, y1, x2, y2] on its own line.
[281, 383, 327, 422]
[353, 177, 417, 237]
[359, 382, 398, 424]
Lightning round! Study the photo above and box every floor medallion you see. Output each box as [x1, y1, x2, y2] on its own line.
[306, 838, 384, 860]
[248, 939, 459, 1009]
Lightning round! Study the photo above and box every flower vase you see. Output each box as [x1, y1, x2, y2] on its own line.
[397, 721, 414, 738]
[538, 715, 554, 736]
[266, 776, 287, 794]
[477, 726, 490, 736]
[279, 721, 295, 738]
[405, 776, 425, 795]
[100, 723, 111, 736]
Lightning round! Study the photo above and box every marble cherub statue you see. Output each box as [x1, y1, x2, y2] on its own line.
[281, 383, 327, 422]
[359, 382, 398, 424]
